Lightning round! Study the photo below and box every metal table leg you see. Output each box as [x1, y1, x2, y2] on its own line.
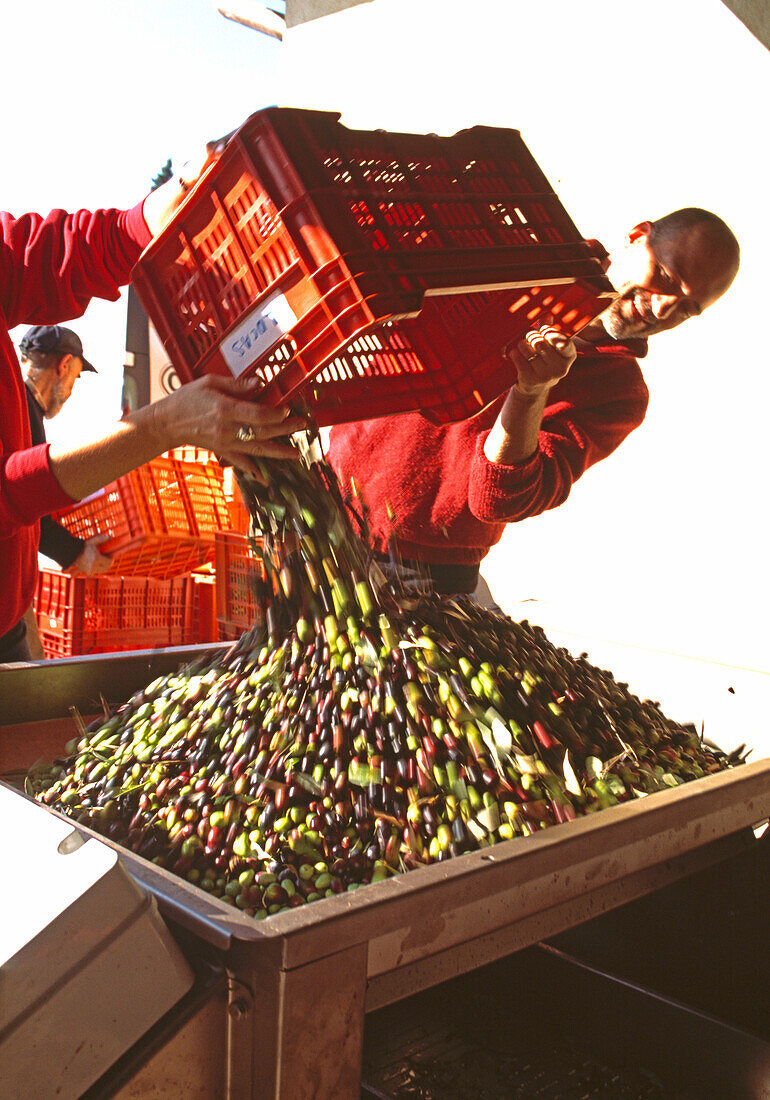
[236, 941, 369, 1099]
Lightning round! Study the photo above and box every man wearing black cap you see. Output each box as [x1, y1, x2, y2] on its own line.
[20, 325, 113, 577]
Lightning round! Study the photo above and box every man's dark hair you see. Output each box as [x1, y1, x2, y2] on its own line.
[649, 207, 739, 261]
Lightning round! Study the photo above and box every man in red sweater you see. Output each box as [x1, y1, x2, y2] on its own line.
[0, 153, 306, 663]
[328, 208, 740, 596]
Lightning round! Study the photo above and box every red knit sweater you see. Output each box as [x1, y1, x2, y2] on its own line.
[327, 338, 649, 566]
[0, 203, 151, 637]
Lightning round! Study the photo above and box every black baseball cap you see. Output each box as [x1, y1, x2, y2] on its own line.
[19, 325, 96, 373]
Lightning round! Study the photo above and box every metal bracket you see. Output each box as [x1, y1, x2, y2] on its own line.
[226, 971, 254, 1021]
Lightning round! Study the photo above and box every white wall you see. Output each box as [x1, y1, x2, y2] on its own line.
[277, 0, 770, 681]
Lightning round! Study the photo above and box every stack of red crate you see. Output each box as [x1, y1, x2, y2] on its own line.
[213, 530, 267, 641]
[35, 452, 238, 657]
[52, 453, 230, 579]
[33, 572, 201, 658]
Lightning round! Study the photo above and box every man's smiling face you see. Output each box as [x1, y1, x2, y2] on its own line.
[602, 219, 739, 340]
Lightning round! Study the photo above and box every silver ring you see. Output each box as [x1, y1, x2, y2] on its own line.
[236, 425, 256, 443]
[526, 354, 539, 362]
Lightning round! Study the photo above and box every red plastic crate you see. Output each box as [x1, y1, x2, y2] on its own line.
[33, 570, 199, 658]
[192, 575, 218, 643]
[214, 531, 266, 637]
[297, 280, 606, 425]
[226, 495, 251, 535]
[55, 456, 231, 579]
[165, 446, 218, 464]
[219, 467, 251, 534]
[131, 107, 614, 422]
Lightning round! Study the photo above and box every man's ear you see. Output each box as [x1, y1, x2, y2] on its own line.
[627, 221, 653, 246]
[57, 353, 73, 378]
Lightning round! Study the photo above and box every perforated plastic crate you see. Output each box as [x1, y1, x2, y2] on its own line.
[55, 456, 231, 579]
[287, 279, 605, 425]
[165, 446, 216, 463]
[214, 531, 266, 638]
[191, 574, 218, 644]
[220, 468, 251, 534]
[131, 107, 614, 423]
[33, 571, 198, 657]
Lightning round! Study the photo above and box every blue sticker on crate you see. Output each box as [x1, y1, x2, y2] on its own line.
[221, 292, 297, 377]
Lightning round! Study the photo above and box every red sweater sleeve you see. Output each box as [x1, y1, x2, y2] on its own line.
[467, 349, 649, 524]
[0, 203, 152, 537]
[0, 203, 151, 329]
[0, 444, 75, 536]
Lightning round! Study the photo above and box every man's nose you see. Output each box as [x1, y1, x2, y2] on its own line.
[651, 294, 681, 319]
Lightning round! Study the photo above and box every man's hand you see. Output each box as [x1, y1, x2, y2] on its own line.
[484, 322, 578, 465]
[143, 131, 235, 238]
[66, 534, 114, 576]
[178, 131, 236, 189]
[508, 321, 577, 397]
[149, 374, 308, 479]
[48, 373, 307, 503]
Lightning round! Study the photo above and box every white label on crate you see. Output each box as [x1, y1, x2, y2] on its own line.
[220, 292, 297, 378]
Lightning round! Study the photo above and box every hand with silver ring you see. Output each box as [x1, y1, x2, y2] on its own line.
[143, 375, 307, 483]
[509, 319, 577, 398]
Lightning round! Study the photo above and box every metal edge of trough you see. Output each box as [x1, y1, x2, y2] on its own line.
[5, 758, 768, 973]
[0, 644, 229, 723]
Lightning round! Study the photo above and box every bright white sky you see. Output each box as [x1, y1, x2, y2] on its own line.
[4, 0, 770, 696]
[3, 0, 284, 443]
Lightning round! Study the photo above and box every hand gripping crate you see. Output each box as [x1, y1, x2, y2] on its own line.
[131, 107, 615, 423]
[55, 455, 231, 579]
[33, 570, 199, 658]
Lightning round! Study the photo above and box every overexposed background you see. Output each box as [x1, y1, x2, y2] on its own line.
[3, 0, 768, 750]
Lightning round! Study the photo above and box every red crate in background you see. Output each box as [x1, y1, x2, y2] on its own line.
[191, 574, 218, 643]
[221, 466, 251, 534]
[165, 446, 217, 464]
[33, 570, 200, 658]
[131, 107, 614, 425]
[185, 459, 232, 538]
[214, 531, 266, 639]
[55, 455, 231, 579]
[298, 280, 603, 425]
[168, 449, 253, 535]
[227, 497, 251, 535]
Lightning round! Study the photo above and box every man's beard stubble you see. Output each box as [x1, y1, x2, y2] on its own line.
[44, 380, 67, 419]
[600, 285, 656, 341]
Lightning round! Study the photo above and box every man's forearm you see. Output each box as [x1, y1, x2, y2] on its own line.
[48, 404, 168, 501]
[485, 322, 577, 466]
[483, 385, 550, 465]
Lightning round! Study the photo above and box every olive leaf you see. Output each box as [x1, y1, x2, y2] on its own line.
[561, 750, 582, 796]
